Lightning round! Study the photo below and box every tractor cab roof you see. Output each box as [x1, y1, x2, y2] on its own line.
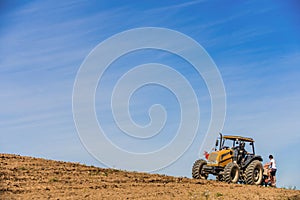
[223, 135, 254, 142]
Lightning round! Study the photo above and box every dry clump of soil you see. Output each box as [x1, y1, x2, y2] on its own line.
[0, 154, 299, 200]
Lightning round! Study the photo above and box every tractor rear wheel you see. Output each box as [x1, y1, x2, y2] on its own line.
[223, 162, 240, 183]
[245, 160, 263, 185]
[192, 159, 208, 179]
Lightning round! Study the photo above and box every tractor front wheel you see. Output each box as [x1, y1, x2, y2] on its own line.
[192, 159, 208, 179]
[223, 162, 240, 183]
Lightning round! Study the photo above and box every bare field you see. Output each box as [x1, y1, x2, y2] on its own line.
[0, 154, 299, 200]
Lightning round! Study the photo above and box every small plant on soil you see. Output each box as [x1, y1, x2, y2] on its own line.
[282, 186, 297, 190]
[216, 192, 223, 197]
[202, 190, 210, 200]
[18, 166, 27, 170]
[49, 177, 58, 182]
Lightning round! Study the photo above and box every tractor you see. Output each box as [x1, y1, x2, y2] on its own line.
[192, 133, 263, 185]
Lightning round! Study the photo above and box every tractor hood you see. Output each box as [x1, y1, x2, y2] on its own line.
[207, 149, 233, 167]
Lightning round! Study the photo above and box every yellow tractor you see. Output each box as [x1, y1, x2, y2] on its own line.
[192, 133, 263, 185]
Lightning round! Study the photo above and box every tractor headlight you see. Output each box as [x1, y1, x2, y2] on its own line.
[207, 160, 217, 164]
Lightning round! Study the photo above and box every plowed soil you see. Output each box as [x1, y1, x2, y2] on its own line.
[0, 154, 299, 200]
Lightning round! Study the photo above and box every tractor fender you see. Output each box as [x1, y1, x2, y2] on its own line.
[242, 155, 263, 168]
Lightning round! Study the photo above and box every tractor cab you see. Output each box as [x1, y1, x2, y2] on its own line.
[217, 134, 255, 154]
[207, 134, 256, 168]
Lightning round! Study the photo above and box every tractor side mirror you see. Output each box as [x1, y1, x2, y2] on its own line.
[215, 140, 219, 147]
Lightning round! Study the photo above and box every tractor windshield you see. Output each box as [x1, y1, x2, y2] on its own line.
[220, 139, 254, 154]
[221, 139, 235, 149]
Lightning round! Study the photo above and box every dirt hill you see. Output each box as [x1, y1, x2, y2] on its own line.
[0, 154, 299, 200]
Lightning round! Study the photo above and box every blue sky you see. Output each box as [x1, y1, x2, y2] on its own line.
[1, 0, 300, 188]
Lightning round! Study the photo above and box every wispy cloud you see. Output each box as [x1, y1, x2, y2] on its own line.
[222, 51, 300, 150]
[149, 0, 207, 12]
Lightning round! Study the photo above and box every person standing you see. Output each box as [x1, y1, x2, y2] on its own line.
[267, 155, 277, 187]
